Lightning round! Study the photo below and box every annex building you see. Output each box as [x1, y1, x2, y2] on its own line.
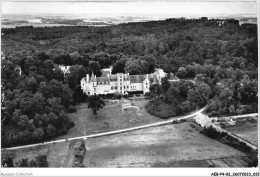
[80, 68, 167, 95]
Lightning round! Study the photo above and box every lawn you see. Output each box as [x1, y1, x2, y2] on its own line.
[52, 99, 162, 140]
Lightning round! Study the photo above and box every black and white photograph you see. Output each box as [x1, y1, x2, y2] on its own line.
[0, 0, 259, 176]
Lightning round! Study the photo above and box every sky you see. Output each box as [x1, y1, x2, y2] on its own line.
[1, 1, 258, 17]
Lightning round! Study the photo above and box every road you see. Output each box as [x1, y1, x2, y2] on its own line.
[2, 106, 207, 151]
[210, 113, 258, 121]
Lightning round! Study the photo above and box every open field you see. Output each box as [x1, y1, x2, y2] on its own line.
[2, 141, 76, 167]
[2, 122, 249, 167]
[52, 100, 162, 140]
[218, 117, 258, 146]
[83, 122, 247, 167]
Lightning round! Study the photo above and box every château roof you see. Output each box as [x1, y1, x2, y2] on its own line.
[109, 75, 118, 82]
[90, 72, 96, 82]
[129, 75, 146, 83]
[97, 77, 110, 85]
[81, 77, 86, 82]
[101, 70, 110, 77]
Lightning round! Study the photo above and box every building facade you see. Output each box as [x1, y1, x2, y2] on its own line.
[81, 69, 166, 95]
[59, 65, 71, 76]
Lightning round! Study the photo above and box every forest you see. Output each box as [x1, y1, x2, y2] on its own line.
[1, 17, 258, 147]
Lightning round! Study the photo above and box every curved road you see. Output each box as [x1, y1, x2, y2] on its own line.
[2, 106, 207, 151]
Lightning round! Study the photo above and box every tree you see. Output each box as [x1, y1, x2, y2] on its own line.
[149, 84, 161, 99]
[18, 159, 29, 167]
[73, 85, 87, 103]
[124, 60, 144, 75]
[88, 61, 102, 77]
[112, 59, 126, 74]
[87, 95, 105, 118]
[161, 77, 171, 94]
[45, 124, 57, 138]
[176, 67, 187, 79]
[219, 87, 234, 107]
[65, 65, 87, 89]
[188, 82, 211, 107]
[139, 55, 156, 73]
[54, 54, 73, 65]
[91, 52, 111, 68]
[32, 128, 45, 141]
[37, 52, 49, 61]
[166, 84, 180, 103]
[35, 155, 48, 167]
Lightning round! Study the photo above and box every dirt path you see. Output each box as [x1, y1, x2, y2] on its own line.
[61, 141, 77, 167]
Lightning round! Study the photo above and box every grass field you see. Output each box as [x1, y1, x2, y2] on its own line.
[83, 122, 247, 167]
[2, 141, 75, 167]
[221, 117, 258, 146]
[52, 100, 162, 140]
[3, 122, 249, 167]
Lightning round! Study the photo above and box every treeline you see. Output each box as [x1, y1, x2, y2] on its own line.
[2, 152, 48, 167]
[146, 78, 210, 118]
[1, 55, 75, 147]
[175, 63, 257, 117]
[147, 61, 257, 118]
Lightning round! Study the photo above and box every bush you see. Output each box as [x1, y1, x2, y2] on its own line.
[144, 92, 150, 97]
[201, 126, 224, 139]
[68, 106, 77, 113]
[35, 155, 48, 167]
[248, 156, 258, 167]
[72, 140, 86, 167]
[1, 152, 15, 167]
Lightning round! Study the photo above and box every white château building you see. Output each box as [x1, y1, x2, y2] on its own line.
[80, 68, 167, 95]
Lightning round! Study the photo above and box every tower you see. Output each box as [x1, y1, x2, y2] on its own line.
[90, 71, 97, 95]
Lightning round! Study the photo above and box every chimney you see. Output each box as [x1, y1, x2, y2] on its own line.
[86, 74, 89, 83]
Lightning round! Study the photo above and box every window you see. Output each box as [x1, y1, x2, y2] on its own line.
[115, 86, 117, 89]
[94, 88, 96, 91]
[111, 86, 113, 90]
